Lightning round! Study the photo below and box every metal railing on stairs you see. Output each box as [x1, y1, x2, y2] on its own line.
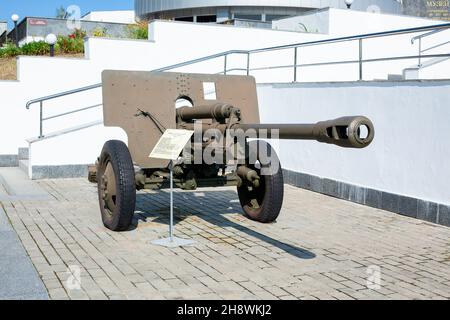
[26, 22, 450, 139]
[411, 28, 450, 68]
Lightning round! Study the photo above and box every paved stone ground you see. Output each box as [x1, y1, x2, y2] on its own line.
[1, 178, 449, 300]
[0, 206, 48, 300]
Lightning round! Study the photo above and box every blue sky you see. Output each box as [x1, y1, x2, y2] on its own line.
[0, 0, 133, 28]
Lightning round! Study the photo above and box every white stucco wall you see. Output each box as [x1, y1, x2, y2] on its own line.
[273, 8, 449, 34]
[273, 9, 330, 33]
[0, 22, 7, 36]
[257, 80, 450, 206]
[29, 126, 127, 168]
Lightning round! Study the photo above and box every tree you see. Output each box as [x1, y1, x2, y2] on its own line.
[55, 6, 67, 19]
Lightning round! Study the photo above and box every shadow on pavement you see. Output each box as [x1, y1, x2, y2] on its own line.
[133, 190, 316, 260]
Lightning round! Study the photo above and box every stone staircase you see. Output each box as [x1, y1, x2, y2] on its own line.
[0, 148, 50, 201]
[0, 148, 30, 174]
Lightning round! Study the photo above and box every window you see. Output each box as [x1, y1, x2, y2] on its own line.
[175, 16, 194, 22]
[197, 15, 217, 23]
[234, 14, 262, 21]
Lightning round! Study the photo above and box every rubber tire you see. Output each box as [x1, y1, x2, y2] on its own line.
[97, 140, 136, 231]
[237, 140, 284, 223]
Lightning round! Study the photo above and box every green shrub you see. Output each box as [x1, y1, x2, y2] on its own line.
[21, 41, 50, 56]
[0, 42, 21, 58]
[54, 29, 86, 54]
[126, 22, 148, 40]
[56, 35, 84, 54]
[92, 27, 108, 38]
[71, 29, 87, 39]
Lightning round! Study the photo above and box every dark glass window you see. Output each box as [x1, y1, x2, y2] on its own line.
[234, 14, 262, 21]
[175, 16, 194, 22]
[197, 15, 217, 23]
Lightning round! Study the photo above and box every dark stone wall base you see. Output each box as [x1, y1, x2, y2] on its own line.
[283, 169, 450, 228]
[0, 155, 19, 167]
[31, 165, 89, 180]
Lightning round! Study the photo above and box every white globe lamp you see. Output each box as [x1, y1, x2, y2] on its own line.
[45, 33, 58, 57]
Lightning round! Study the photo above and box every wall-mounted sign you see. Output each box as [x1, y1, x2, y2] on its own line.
[426, 0, 450, 21]
[29, 19, 48, 26]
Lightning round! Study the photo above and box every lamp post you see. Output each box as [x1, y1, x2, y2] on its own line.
[45, 34, 57, 57]
[345, 0, 354, 9]
[11, 14, 19, 46]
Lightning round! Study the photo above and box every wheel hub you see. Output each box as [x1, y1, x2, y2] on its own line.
[100, 162, 117, 213]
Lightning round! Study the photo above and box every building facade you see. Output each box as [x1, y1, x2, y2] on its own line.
[0, 21, 6, 35]
[403, 0, 450, 21]
[135, 0, 403, 22]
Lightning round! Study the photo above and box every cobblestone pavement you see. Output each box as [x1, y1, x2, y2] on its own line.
[1, 178, 449, 300]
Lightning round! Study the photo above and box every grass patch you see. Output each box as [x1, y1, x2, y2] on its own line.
[0, 58, 17, 80]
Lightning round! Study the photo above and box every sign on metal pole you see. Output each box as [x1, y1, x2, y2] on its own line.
[149, 129, 196, 248]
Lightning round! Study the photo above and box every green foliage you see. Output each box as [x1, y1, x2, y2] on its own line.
[55, 6, 67, 19]
[92, 27, 108, 38]
[57, 29, 86, 54]
[0, 42, 21, 58]
[71, 29, 87, 39]
[56, 36, 84, 54]
[126, 22, 148, 40]
[21, 41, 50, 56]
[0, 32, 85, 58]
[0, 28, 86, 58]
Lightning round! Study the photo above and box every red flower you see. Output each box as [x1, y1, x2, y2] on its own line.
[69, 34, 75, 39]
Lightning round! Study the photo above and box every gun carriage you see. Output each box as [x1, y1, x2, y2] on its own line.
[92, 71, 374, 231]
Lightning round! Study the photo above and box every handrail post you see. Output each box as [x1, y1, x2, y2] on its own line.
[358, 39, 363, 81]
[39, 101, 43, 138]
[224, 54, 227, 75]
[246, 53, 250, 76]
[418, 38, 422, 67]
[294, 47, 298, 82]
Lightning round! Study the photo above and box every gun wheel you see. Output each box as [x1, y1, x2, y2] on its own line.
[237, 141, 284, 223]
[97, 140, 136, 232]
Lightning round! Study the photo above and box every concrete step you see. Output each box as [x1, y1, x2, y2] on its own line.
[0, 148, 29, 168]
[387, 74, 404, 81]
[0, 167, 50, 201]
[19, 159, 29, 175]
[403, 68, 419, 80]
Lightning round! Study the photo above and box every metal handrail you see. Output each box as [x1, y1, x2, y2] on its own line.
[250, 22, 450, 53]
[421, 40, 450, 53]
[151, 50, 249, 72]
[411, 28, 447, 44]
[246, 53, 450, 73]
[25, 22, 450, 138]
[26, 83, 102, 109]
[42, 103, 103, 121]
[410, 26, 449, 67]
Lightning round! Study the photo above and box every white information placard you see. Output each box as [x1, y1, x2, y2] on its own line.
[149, 129, 194, 161]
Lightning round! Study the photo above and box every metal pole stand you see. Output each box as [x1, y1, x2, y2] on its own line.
[151, 160, 196, 248]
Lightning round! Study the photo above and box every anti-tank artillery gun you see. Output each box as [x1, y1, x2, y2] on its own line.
[91, 71, 374, 231]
